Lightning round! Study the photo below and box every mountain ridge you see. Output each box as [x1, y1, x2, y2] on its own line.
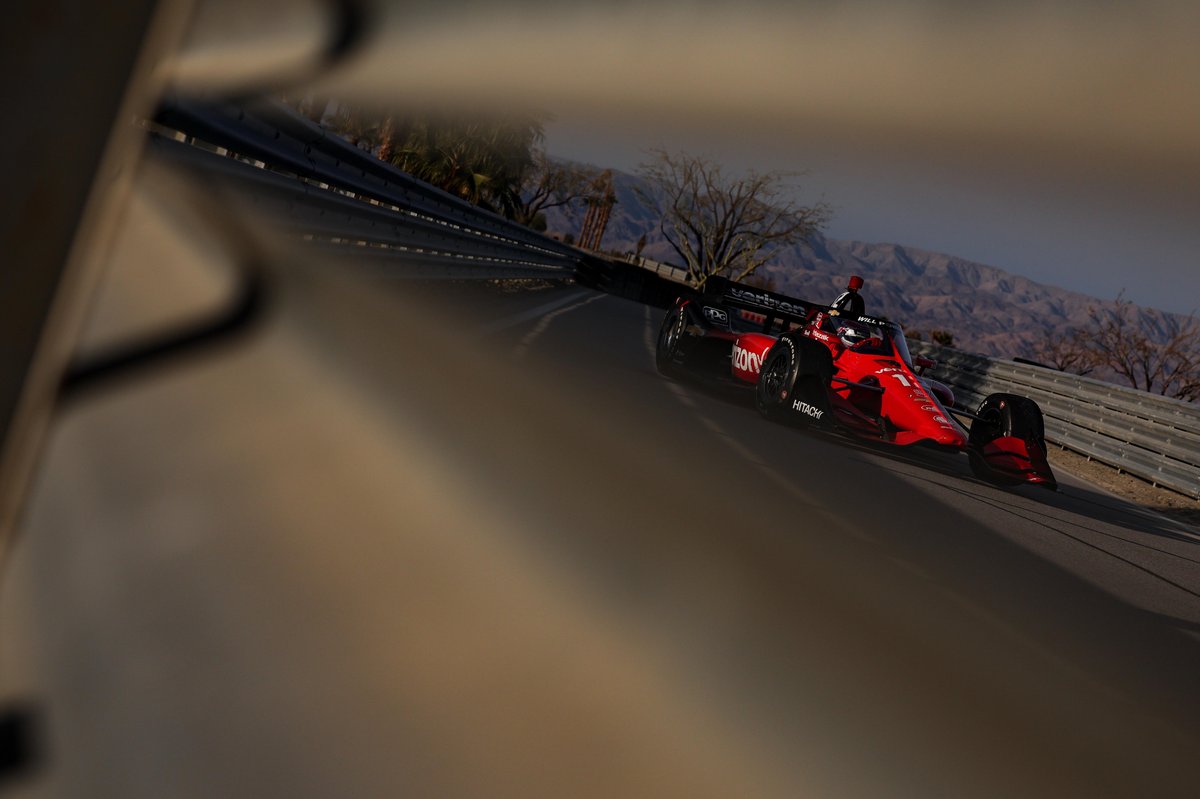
[544, 166, 1193, 359]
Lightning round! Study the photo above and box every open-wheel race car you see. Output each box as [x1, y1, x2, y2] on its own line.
[655, 277, 1057, 490]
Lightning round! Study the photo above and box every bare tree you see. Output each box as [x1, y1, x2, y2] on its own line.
[513, 150, 598, 230]
[930, 329, 955, 347]
[1030, 326, 1096, 375]
[1085, 292, 1200, 399]
[636, 149, 831, 287]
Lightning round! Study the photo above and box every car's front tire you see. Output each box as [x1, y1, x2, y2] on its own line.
[756, 338, 798, 419]
[756, 336, 833, 427]
[967, 392, 1054, 487]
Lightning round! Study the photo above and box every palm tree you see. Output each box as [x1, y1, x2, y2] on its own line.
[323, 104, 551, 220]
[388, 114, 546, 215]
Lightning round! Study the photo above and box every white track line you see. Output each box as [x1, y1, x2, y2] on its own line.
[641, 307, 835, 517]
[640, 305, 1133, 696]
[477, 289, 594, 334]
[512, 293, 607, 360]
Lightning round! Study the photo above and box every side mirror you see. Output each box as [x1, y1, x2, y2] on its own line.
[914, 356, 936, 375]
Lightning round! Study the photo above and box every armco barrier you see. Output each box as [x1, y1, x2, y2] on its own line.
[909, 340, 1200, 499]
[147, 100, 1200, 499]
[621, 254, 691, 285]
[149, 98, 582, 280]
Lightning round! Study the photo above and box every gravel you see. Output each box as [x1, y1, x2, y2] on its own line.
[1048, 446, 1200, 531]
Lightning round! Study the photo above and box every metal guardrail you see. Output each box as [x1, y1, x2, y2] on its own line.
[148, 97, 583, 280]
[909, 340, 1200, 499]
[620, 254, 691, 285]
[147, 100, 1200, 499]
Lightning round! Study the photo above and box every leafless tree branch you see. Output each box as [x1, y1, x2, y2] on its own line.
[635, 149, 831, 288]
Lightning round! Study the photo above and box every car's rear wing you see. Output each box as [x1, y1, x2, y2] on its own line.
[702, 276, 894, 332]
[702, 276, 821, 331]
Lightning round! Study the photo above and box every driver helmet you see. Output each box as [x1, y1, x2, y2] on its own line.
[837, 325, 866, 348]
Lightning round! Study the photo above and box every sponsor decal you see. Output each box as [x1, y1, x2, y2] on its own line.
[877, 368, 912, 387]
[703, 306, 729, 325]
[733, 343, 763, 373]
[727, 286, 810, 317]
[792, 400, 825, 420]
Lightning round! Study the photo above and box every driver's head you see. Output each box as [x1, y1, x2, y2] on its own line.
[837, 325, 866, 348]
[847, 275, 864, 291]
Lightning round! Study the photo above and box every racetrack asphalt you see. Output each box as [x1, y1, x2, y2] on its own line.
[3, 268, 1200, 798]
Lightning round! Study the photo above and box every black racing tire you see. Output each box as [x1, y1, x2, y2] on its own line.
[756, 336, 833, 426]
[968, 393, 1048, 485]
[756, 338, 799, 419]
[655, 306, 688, 376]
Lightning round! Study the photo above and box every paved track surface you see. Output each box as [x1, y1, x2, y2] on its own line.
[4, 263, 1200, 798]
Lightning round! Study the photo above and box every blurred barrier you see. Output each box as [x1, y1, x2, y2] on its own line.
[909, 340, 1200, 499]
[148, 98, 583, 280]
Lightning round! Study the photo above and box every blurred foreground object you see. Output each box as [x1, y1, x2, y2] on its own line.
[4, 2, 1200, 798]
[0, 0, 196, 565]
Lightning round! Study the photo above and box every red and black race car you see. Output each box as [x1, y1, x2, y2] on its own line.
[655, 277, 1057, 489]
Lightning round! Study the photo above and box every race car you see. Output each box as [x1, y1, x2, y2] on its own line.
[655, 277, 1057, 489]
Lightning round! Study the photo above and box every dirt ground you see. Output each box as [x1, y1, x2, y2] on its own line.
[1047, 446, 1200, 531]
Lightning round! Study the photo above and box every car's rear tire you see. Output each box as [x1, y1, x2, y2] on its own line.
[655, 306, 687, 376]
[968, 392, 1048, 485]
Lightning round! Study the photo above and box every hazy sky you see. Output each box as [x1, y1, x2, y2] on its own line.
[190, 0, 1199, 314]
[543, 112, 1200, 315]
